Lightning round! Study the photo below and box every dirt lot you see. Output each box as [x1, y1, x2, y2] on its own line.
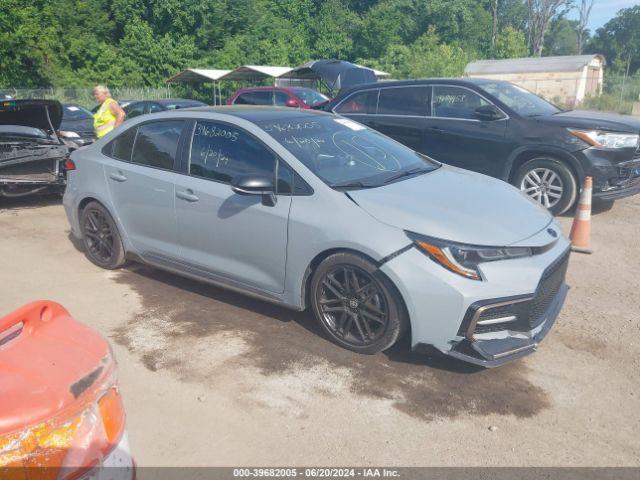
[1, 195, 639, 466]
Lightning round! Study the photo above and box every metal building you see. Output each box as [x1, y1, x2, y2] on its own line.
[465, 54, 605, 107]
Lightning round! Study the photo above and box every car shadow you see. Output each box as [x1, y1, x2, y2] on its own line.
[108, 258, 549, 420]
[116, 261, 495, 376]
[559, 197, 615, 218]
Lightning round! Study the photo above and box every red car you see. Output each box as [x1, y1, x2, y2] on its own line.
[226, 87, 329, 109]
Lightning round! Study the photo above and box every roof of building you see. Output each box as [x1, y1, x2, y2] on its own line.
[465, 54, 605, 75]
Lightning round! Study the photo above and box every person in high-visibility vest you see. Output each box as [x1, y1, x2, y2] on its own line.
[92, 85, 125, 139]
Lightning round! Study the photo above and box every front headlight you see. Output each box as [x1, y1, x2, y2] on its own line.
[58, 130, 80, 138]
[568, 128, 639, 149]
[407, 232, 533, 281]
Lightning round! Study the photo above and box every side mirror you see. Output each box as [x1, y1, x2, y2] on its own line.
[230, 175, 277, 206]
[474, 105, 504, 121]
[285, 99, 300, 108]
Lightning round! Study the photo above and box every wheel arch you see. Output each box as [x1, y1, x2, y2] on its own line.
[299, 247, 411, 337]
[505, 147, 583, 185]
[76, 195, 132, 252]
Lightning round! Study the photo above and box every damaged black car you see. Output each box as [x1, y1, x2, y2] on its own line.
[1, 100, 73, 197]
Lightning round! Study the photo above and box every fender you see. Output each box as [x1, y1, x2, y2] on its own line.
[502, 145, 586, 183]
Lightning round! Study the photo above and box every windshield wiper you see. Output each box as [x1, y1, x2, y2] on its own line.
[329, 180, 377, 190]
[382, 166, 432, 184]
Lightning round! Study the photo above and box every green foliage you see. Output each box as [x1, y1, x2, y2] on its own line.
[367, 29, 472, 79]
[0, 0, 636, 89]
[494, 26, 529, 59]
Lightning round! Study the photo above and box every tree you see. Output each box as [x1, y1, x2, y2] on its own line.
[495, 26, 529, 59]
[576, 0, 594, 54]
[544, 18, 579, 55]
[491, 0, 499, 51]
[526, 0, 573, 56]
[588, 6, 640, 75]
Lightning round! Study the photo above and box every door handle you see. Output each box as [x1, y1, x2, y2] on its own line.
[176, 189, 199, 202]
[428, 126, 444, 132]
[109, 172, 127, 182]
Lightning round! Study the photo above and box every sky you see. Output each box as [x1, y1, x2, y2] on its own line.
[567, 0, 640, 32]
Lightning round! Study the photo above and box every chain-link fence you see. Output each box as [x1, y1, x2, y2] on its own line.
[583, 75, 640, 115]
[2, 74, 640, 115]
[0, 86, 175, 109]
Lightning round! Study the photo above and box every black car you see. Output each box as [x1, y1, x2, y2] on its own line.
[123, 98, 207, 119]
[0, 100, 71, 197]
[326, 79, 640, 214]
[60, 103, 95, 146]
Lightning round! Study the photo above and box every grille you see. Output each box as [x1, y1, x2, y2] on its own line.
[473, 249, 570, 335]
[527, 249, 570, 328]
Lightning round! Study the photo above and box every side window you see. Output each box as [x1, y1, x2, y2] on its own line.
[334, 90, 378, 114]
[148, 103, 163, 113]
[109, 126, 137, 161]
[378, 86, 431, 116]
[274, 91, 291, 106]
[125, 103, 145, 118]
[432, 86, 490, 120]
[189, 121, 275, 183]
[234, 91, 273, 105]
[131, 120, 184, 170]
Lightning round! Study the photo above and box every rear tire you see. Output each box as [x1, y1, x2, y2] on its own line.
[310, 252, 408, 355]
[514, 157, 578, 215]
[80, 201, 126, 269]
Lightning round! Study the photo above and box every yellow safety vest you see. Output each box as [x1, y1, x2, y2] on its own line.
[93, 98, 118, 138]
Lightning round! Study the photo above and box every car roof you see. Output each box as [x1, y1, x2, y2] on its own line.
[333, 78, 491, 98]
[178, 105, 334, 122]
[154, 98, 206, 105]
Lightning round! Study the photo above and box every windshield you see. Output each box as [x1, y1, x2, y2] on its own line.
[292, 89, 329, 106]
[477, 82, 560, 117]
[63, 104, 93, 120]
[258, 115, 439, 188]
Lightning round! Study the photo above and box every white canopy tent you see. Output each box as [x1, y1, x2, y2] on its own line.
[217, 65, 293, 82]
[166, 68, 232, 105]
[167, 66, 294, 104]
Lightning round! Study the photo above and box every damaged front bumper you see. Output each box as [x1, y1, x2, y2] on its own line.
[0, 143, 67, 195]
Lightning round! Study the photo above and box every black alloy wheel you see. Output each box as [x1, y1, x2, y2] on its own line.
[80, 201, 126, 269]
[311, 253, 406, 354]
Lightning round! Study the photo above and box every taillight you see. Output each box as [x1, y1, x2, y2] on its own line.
[0, 364, 126, 480]
[64, 158, 76, 171]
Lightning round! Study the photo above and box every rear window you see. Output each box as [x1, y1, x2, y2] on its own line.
[109, 126, 137, 161]
[234, 91, 273, 106]
[378, 86, 431, 116]
[334, 90, 378, 114]
[131, 120, 185, 169]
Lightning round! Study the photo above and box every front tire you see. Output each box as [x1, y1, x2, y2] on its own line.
[310, 252, 407, 355]
[80, 201, 126, 269]
[514, 157, 578, 215]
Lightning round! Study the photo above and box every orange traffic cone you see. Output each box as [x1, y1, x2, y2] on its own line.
[569, 176, 593, 254]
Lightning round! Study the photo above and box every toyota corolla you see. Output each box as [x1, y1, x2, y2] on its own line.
[63, 107, 570, 367]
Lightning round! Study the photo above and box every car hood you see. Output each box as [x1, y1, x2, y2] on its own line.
[535, 110, 640, 133]
[348, 166, 553, 246]
[0, 100, 63, 132]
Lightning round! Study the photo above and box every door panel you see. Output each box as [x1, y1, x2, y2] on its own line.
[104, 162, 178, 256]
[103, 120, 185, 257]
[174, 120, 290, 294]
[424, 86, 509, 178]
[174, 176, 291, 293]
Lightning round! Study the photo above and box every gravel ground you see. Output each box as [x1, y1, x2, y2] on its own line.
[1, 195, 639, 467]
